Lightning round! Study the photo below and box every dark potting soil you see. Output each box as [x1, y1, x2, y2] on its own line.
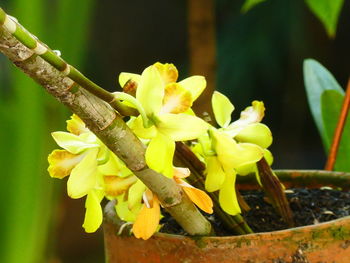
[159, 188, 350, 236]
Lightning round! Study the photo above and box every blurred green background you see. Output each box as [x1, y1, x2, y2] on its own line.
[0, 0, 349, 262]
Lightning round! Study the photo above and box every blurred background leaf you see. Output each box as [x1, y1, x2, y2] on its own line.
[303, 59, 344, 146]
[305, 0, 344, 37]
[241, 0, 345, 37]
[0, 0, 95, 262]
[241, 0, 267, 13]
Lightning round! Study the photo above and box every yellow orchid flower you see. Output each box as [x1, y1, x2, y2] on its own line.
[212, 91, 273, 148]
[116, 63, 209, 178]
[48, 114, 132, 233]
[189, 92, 275, 216]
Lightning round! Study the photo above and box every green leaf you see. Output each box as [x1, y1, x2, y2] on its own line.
[241, 0, 267, 13]
[321, 90, 350, 172]
[303, 59, 344, 147]
[305, 0, 344, 37]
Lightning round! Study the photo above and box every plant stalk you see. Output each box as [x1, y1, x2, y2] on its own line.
[0, 7, 137, 117]
[325, 78, 350, 171]
[257, 158, 294, 227]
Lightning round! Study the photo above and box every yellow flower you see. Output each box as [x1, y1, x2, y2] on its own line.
[117, 63, 209, 178]
[48, 115, 125, 233]
[191, 92, 275, 216]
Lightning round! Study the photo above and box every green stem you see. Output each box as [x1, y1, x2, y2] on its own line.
[0, 7, 137, 117]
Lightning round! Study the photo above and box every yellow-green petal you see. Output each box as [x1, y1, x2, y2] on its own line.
[160, 83, 192, 114]
[128, 116, 157, 139]
[205, 156, 226, 192]
[66, 114, 89, 135]
[98, 152, 133, 177]
[219, 172, 241, 215]
[212, 91, 234, 128]
[264, 149, 274, 165]
[128, 180, 146, 209]
[116, 195, 142, 222]
[51, 131, 99, 154]
[235, 123, 273, 148]
[145, 133, 175, 178]
[226, 101, 265, 136]
[235, 163, 256, 176]
[153, 62, 178, 84]
[67, 149, 99, 199]
[104, 175, 138, 197]
[48, 149, 85, 179]
[178, 76, 206, 101]
[118, 72, 141, 87]
[157, 113, 209, 141]
[83, 190, 104, 233]
[212, 130, 263, 172]
[136, 65, 164, 116]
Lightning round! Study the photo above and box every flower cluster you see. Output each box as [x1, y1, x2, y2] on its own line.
[48, 62, 273, 240]
[192, 91, 273, 215]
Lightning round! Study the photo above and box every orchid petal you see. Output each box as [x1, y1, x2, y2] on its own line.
[212, 91, 234, 128]
[128, 116, 157, 139]
[83, 190, 104, 233]
[128, 180, 146, 210]
[178, 76, 206, 101]
[154, 62, 178, 84]
[212, 130, 263, 172]
[157, 113, 209, 141]
[67, 149, 99, 199]
[226, 101, 265, 136]
[132, 196, 160, 240]
[235, 163, 256, 176]
[97, 144, 110, 165]
[118, 72, 141, 88]
[235, 123, 273, 148]
[181, 183, 213, 214]
[205, 156, 226, 192]
[116, 195, 142, 222]
[51, 132, 99, 154]
[160, 83, 192, 114]
[66, 114, 89, 135]
[219, 172, 241, 215]
[136, 65, 164, 116]
[104, 175, 137, 197]
[98, 153, 133, 177]
[264, 149, 274, 165]
[145, 133, 175, 178]
[173, 167, 191, 179]
[47, 150, 85, 179]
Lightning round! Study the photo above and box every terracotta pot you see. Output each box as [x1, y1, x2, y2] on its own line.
[103, 170, 350, 263]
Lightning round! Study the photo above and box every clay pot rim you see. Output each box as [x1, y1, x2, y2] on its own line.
[148, 215, 350, 241]
[104, 169, 350, 241]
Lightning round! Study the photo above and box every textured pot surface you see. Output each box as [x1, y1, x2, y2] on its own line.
[104, 170, 350, 263]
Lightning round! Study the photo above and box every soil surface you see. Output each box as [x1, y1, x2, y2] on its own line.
[160, 188, 350, 236]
